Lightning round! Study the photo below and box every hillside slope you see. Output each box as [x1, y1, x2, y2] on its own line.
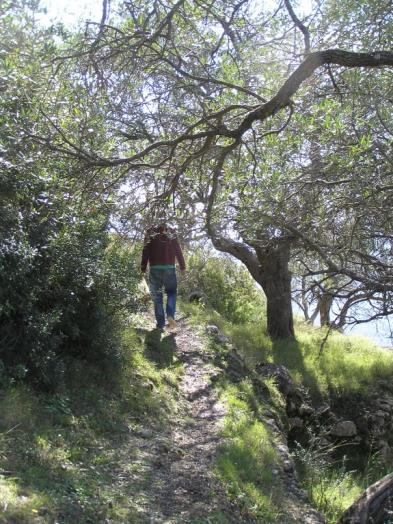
[0, 306, 392, 523]
[0, 311, 322, 523]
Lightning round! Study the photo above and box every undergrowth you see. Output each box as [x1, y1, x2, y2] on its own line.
[292, 435, 391, 523]
[0, 322, 183, 523]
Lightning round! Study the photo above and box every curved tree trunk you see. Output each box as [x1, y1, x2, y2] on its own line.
[207, 231, 294, 340]
[337, 472, 393, 524]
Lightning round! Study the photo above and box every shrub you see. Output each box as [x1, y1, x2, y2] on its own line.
[0, 191, 143, 389]
[0, 4, 145, 390]
[181, 247, 266, 324]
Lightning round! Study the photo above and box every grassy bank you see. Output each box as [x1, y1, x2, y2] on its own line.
[183, 302, 393, 523]
[184, 302, 393, 401]
[214, 378, 287, 522]
[0, 321, 183, 523]
[1, 299, 392, 523]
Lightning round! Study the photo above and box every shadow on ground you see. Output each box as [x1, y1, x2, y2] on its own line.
[144, 328, 177, 368]
[271, 337, 324, 403]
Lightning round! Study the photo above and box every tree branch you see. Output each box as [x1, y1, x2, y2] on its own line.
[40, 49, 393, 175]
[284, 0, 311, 54]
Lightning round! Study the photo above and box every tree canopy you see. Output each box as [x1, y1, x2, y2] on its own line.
[1, 0, 392, 366]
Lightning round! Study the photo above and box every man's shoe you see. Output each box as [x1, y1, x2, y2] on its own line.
[167, 317, 176, 330]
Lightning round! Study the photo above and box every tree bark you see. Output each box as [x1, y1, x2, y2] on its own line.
[337, 472, 393, 524]
[256, 242, 295, 339]
[318, 292, 333, 326]
[205, 148, 294, 340]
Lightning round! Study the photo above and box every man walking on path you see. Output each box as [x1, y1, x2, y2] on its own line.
[141, 223, 186, 331]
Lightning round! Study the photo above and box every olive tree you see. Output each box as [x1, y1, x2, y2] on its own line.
[28, 0, 393, 339]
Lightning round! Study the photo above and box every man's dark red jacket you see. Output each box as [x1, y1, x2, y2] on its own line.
[141, 226, 186, 272]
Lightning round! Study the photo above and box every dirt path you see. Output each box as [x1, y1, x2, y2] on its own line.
[105, 314, 326, 524]
[124, 316, 238, 523]
[148, 318, 234, 522]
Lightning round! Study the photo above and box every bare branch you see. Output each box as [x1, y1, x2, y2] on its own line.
[284, 0, 311, 54]
[90, 0, 110, 50]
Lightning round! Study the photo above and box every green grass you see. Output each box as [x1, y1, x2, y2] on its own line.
[293, 437, 391, 524]
[183, 301, 393, 402]
[183, 301, 393, 523]
[0, 323, 183, 523]
[215, 379, 285, 522]
[1, 299, 391, 523]
[270, 324, 393, 403]
[223, 317, 393, 403]
[305, 463, 363, 522]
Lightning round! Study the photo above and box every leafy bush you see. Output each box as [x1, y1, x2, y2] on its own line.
[181, 248, 266, 323]
[0, 5, 145, 389]
[0, 193, 143, 388]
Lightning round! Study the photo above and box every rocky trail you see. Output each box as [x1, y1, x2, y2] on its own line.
[118, 315, 240, 523]
[107, 314, 326, 524]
